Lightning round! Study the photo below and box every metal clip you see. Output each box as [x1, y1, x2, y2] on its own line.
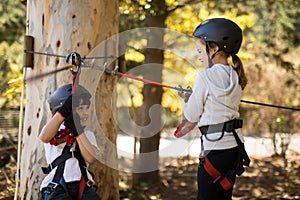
[105, 64, 119, 75]
[66, 52, 82, 74]
[71, 150, 75, 158]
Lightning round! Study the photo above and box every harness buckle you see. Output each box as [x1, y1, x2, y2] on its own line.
[46, 182, 59, 191]
[86, 180, 94, 187]
[199, 156, 205, 166]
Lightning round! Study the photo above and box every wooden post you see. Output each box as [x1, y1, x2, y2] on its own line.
[18, 0, 119, 199]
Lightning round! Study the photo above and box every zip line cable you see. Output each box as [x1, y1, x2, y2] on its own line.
[24, 50, 66, 58]
[22, 50, 300, 111]
[24, 50, 115, 60]
[25, 66, 70, 81]
[240, 100, 300, 111]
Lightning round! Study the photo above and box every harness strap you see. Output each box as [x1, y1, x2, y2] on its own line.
[232, 129, 251, 169]
[75, 142, 92, 200]
[199, 119, 251, 190]
[203, 157, 233, 190]
[78, 177, 86, 200]
[41, 146, 79, 174]
[75, 144, 90, 182]
[52, 145, 71, 183]
[42, 142, 93, 199]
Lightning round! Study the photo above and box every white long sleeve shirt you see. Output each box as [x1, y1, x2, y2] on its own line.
[184, 64, 244, 150]
[40, 126, 99, 190]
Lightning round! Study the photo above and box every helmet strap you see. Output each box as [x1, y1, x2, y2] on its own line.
[205, 42, 222, 68]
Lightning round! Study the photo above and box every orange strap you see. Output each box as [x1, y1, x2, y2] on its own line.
[203, 157, 233, 190]
[77, 176, 86, 200]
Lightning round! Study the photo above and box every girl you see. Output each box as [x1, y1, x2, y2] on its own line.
[178, 18, 250, 200]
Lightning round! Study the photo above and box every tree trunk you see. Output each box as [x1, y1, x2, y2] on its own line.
[133, 13, 166, 186]
[18, 0, 119, 199]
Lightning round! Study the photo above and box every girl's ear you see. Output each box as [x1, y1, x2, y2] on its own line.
[212, 45, 220, 55]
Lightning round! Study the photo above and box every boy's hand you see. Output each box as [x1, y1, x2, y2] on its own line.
[64, 113, 84, 137]
[57, 95, 73, 118]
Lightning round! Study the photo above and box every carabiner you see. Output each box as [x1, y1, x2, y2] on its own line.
[186, 86, 193, 93]
[66, 52, 82, 75]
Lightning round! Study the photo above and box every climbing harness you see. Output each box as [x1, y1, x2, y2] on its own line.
[198, 119, 250, 190]
[41, 141, 94, 200]
[202, 155, 234, 190]
[199, 119, 243, 142]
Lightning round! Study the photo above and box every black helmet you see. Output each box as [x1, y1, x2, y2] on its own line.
[49, 84, 91, 112]
[193, 18, 242, 54]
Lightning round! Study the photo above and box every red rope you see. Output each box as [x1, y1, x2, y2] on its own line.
[117, 72, 191, 92]
[72, 71, 79, 92]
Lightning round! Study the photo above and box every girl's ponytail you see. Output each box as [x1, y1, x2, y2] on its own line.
[231, 54, 247, 90]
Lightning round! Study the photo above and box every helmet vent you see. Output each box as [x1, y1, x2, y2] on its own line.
[222, 36, 229, 41]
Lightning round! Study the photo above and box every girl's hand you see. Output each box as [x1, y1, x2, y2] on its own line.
[174, 118, 196, 138]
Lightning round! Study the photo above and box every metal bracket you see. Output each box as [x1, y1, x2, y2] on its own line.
[23, 35, 34, 68]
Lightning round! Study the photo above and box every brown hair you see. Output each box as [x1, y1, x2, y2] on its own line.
[207, 41, 247, 90]
[231, 54, 247, 90]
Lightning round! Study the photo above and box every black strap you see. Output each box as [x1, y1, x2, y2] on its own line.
[42, 145, 80, 174]
[199, 119, 250, 175]
[42, 142, 90, 184]
[52, 145, 70, 183]
[232, 129, 250, 167]
[199, 119, 243, 142]
[75, 144, 89, 182]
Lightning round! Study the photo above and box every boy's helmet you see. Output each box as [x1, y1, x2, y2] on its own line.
[193, 18, 242, 54]
[49, 84, 91, 112]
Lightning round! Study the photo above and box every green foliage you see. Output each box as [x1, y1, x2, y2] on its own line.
[0, 1, 26, 109]
[244, 0, 300, 57]
[0, 41, 24, 108]
[0, 0, 26, 44]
